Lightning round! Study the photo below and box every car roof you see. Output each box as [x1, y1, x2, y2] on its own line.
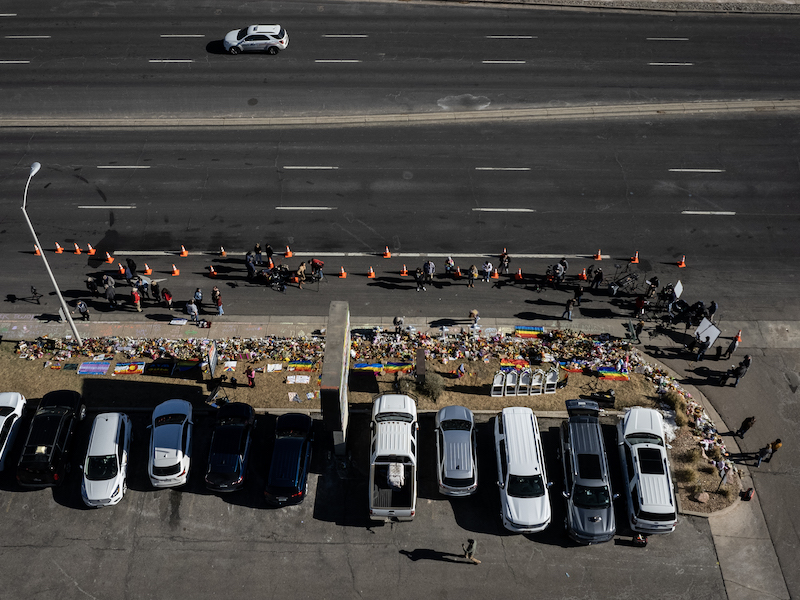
[500, 407, 542, 476]
[623, 407, 665, 438]
[88, 413, 124, 456]
[269, 436, 306, 486]
[276, 413, 312, 435]
[437, 405, 474, 424]
[218, 402, 254, 421]
[249, 24, 282, 35]
[39, 390, 81, 411]
[0, 392, 25, 409]
[373, 394, 417, 418]
[153, 399, 192, 420]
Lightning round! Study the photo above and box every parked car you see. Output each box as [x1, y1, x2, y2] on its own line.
[0, 392, 27, 471]
[205, 402, 255, 492]
[224, 24, 289, 55]
[434, 405, 478, 496]
[16, 390, 85, 487]
[617, 407, 678, 534]
[81, 413, 132, 507]
[559, 399, 616, 544]
[494, 407, 552, 533]
[148, 400, 193, 488]
[265, 413, 313, 506]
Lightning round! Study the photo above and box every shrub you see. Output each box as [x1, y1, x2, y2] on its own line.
[419, 372, 446, 402]
[396, 378, 415, 395]
[674, 410, 688, 428]
[674, 467, 698, 484]
[699, 464, 715, 475]
[663, 391, 687, 413]
[718, 486, 735, 500]
[706, 446, 722, 461]
[681, 447, 702, 464]
[688, 482, 705, 497]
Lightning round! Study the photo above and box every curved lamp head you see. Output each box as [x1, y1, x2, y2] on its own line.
[29, 162, 41, 177]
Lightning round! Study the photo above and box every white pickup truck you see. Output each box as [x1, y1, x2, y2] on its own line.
[368, 394, 418, 522]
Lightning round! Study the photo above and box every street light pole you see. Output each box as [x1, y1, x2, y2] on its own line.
[21, 162, 83, 344]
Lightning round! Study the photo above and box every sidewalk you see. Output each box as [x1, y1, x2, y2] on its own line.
[444, 0, 800, 14]
[0, 312, 789, 599]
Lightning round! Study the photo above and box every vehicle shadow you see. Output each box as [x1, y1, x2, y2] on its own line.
[206, 40, 227, 55]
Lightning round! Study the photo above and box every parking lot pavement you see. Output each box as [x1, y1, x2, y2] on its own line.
[0, 411, 725, 599]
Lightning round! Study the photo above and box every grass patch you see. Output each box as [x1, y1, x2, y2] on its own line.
[674, 467, 698, 484]
[680, 447, 702, 464]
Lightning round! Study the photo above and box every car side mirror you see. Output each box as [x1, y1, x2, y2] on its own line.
[146, 425, 152, 429]
[613, 493, 620, 500]
[562, 491, 569, 499]
[547, 481, 553, 488]
[78, 464, 84, 471]
[497, 481, 504, 489]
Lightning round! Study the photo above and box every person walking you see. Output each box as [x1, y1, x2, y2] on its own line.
[254, 243, 263, 265]
[162, 287, 173, 309]
[708, 300, 718, 320]
[105, 285, 117, 310]
[85, 276, 99, 297]
[469, 309, 480, 326]
[150, 281, 160, 305]
[193, 288, 203, 312]
[76, 300, 90, 321]
[467, 265, 478, 288]
[723, 337, 739, 359]
[245, 365, 256, 388]
[574, 285, 584, 306]
[124, 265, 134, 286]
[756, 444, 772, 468]
[736, 416, 756, 439]
[414, 267, 426, 292]
[768, 439, 782, 462]
[561, 298, 575, 321]
[131, 288, 142, 312]
[126, 258, 137, 276]
[696, 336, 711, 362]
[296, 261, 307, 289]
[102, 273, 115, 291]
[590, 267, 603, 290]
[482, 260, 493, 282]
[265, 244, 274, 264]
[462, 539, 481, 565]
[216, 292, 224, 316]
[732, 361, 749, 387]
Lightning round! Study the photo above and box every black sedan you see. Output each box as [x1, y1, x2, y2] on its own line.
[17, 390, 85, 487]
[205, 402, 255, 492]
[265, 413, 313, 506]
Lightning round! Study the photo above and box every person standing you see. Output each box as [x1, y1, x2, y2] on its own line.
[265, 244, 274, 264]
[102, 273, 115, 291]
[467, 265, 478, 288]
[444, 256, 455, 276]
[186, 299, 200, 324]
[211, 286, 221, 306]
[708, 300, 718, 320]
[696, 336, 711, 362]
[414, 267, 426, 292]
[193, 288, 203, 312]
[562, 298, 575, 321]
[736, 416, 756, 439]
[162, 287, 173, 309]
[296, 261, 307, 289]
[126, 258, 137, 276]
[590, 268, 603, 290]
[462, 539, 481, 565]
[723, 337, 739, 359]
[500, 252, 510, 275]
[574, 285, 584, 306]
[469, 309, 480, 326]
[105, 285, 117, 310]
[86, 276, 99, 297]
[482, 260, 493, 282]
[150, 281, 161, 305]
[245, 366, 256, 388]
[76, 300, 90, 321]
[254, 243, 263, 265]
[131, 288, 142, 312]
[423, 260, 435, 285]
[216, 292, 224, 316]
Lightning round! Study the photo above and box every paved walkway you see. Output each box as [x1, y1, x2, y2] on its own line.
[446, 0, 800, 14]
[0, 313, 789, 599]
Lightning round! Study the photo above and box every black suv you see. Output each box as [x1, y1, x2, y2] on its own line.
[265, 413, 313, 506]
[17, 390, 85, 487]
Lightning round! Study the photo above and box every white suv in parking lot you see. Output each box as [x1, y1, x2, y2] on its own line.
[148, 400, 193, 488]
[81, 413, 132, 507]
[224, 25, 289, 55]
[494, 407, 552, 533]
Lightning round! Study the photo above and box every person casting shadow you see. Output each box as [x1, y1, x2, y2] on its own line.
[399, 549, 462, 563]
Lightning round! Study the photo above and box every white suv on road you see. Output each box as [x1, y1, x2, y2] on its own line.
[224, 25, 289, 55]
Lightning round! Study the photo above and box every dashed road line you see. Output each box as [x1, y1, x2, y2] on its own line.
[475, 167, 530, 171]
[473, 208, 535, 212]
[323, 34, 368, 38]
[485, 35, 536, 39]
[647, 37, 689, 41]
[149, 59, 194, 63]
[649, 62, 693, 66]
[669, 168, 725, 173]
[282, 166, 339, 170]
[315, 59, 361, 63]
[5, 35, 50, 39]
[78, 205, 137, 209]
[97, 165, 151, 169]
[681, 210, 736, 215]
[483, 60, 526, 64]
[0, 60, 29, 64]
[275, 206, 337, 211]
[160, 34, 205, 38]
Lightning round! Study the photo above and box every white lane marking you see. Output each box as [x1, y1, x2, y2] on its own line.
[0, 14, 17, 17]
[649, 62, 693, 66]
[0, 60, 29, 64]
[149, 59, 194, 63]
[78, 205, 137, 209]
[472, 208, 535, 212]
[97, 165, 151, 169]
[483, 60, 526, 64]
[485, 35, 536, 39]
[315, 59, 361, 63]
[282, 166, 339, 170]
[475, 167, 531, 171]
[275, 206, 337, 211]
[646, 37, 689, 41]
[5, 35, 51, 39]
[160, 34, 205, 38]
[681, 210, 736, 215]
[669, 168, 725, 173]
[323, 34, 368, 38]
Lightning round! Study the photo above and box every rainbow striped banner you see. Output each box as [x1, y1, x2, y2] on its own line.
[501, 358, 529, 370]
[515, 325, 544, 338]
[353, 363, 383, 372]
[384, 362, 413, 373]
[598, 366, 629, 381]
[288, 360, 315, 371]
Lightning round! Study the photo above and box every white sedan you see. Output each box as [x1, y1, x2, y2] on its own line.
[81, 413, 132, 507]
[0, 392, 26, 471]
[148, 400, 193, 488]
[223, 24, 289, 55]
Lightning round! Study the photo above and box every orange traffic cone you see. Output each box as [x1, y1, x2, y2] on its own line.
[491, 268, 499, 279]
[55, 242, 63, 254]
[34, 245, 41, 256]
[630, 251, 639, 264]
[339, 267, 347, 278]
[268, 257, 275, 269]
[180, 245, 188, 257]
[118, 263, 126, 276]
[105, 251, 114, 264]
[171, 264, 180, 276]
[677, 255, 686, 268]
[220, 246, 227, 257]
[593, 249, 602, 261]
[367, 266, 376, 279]
[86, 243, 96, 256]
[383, 246, 391, 259]
[143, 263, 152, 275]
[736, 330, 742, 342]
[73, 243, 82, 255]
[578, 268, 587, 281]
[455, 267, 462, 279]
[208, 265, 217, 277]
[285, 246, 293, 258]
[400, 264, 409, 276]
[514, 268, 523, 281]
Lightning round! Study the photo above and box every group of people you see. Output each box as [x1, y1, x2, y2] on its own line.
[734, 416, 782, 468]
[246, 243, 324, 291]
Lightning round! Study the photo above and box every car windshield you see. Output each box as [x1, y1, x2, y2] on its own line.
[153, 463, 181, 476]
[375, 412, 413, 423]
[507, 474, 545, 498]
[237, 27, 248, 40]
[0, 407, 14, 417]
[155, 414, 185, 427]
[440, 419, 471, 432]
[573, 484, 611, 509]
[626, 432, 664, 446]
[86, 455, 118, 480]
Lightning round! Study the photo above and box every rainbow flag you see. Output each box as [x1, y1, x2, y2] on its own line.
[288, 360, 315, 371]
[501, 358, 529, 370]
[598, 366, 629, 381]
[353, 363, 383, 372]
[384, 362, 413, 373]
[515, 325, 544, 338]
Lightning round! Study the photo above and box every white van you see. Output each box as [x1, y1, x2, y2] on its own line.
[617, 407, 678, 534]
[494, 407, 552, 533]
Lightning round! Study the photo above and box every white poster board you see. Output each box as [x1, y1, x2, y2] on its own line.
[693, 318, 721, 346]
[673, 280, 683, 299]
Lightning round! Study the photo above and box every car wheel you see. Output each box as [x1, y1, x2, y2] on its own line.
[267, 46, 279, 55]
[229, 46, 241, 55]
[79, 405, 87, 421]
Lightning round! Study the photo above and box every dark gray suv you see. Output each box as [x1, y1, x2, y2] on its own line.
[559, 399, 616, 544]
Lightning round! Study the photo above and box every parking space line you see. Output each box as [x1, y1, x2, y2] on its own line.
[483, 60, 526, 64]
[323, 34, 368, 38]
[149, 59, 194, 63]
[315, 59, 362, 63]
[649, 62, 694, 66]
[681, 210, 736, 215]
[475, 167, 530, 171]
[79, 205, 137, 209]
[5, 35, 51, 39]
[282, 166, 339, 170]
[472, 208, 535, 212]
[669, 168, 725, 173]
[97, 165, 151, 169]
[275, 206, 337, 211]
